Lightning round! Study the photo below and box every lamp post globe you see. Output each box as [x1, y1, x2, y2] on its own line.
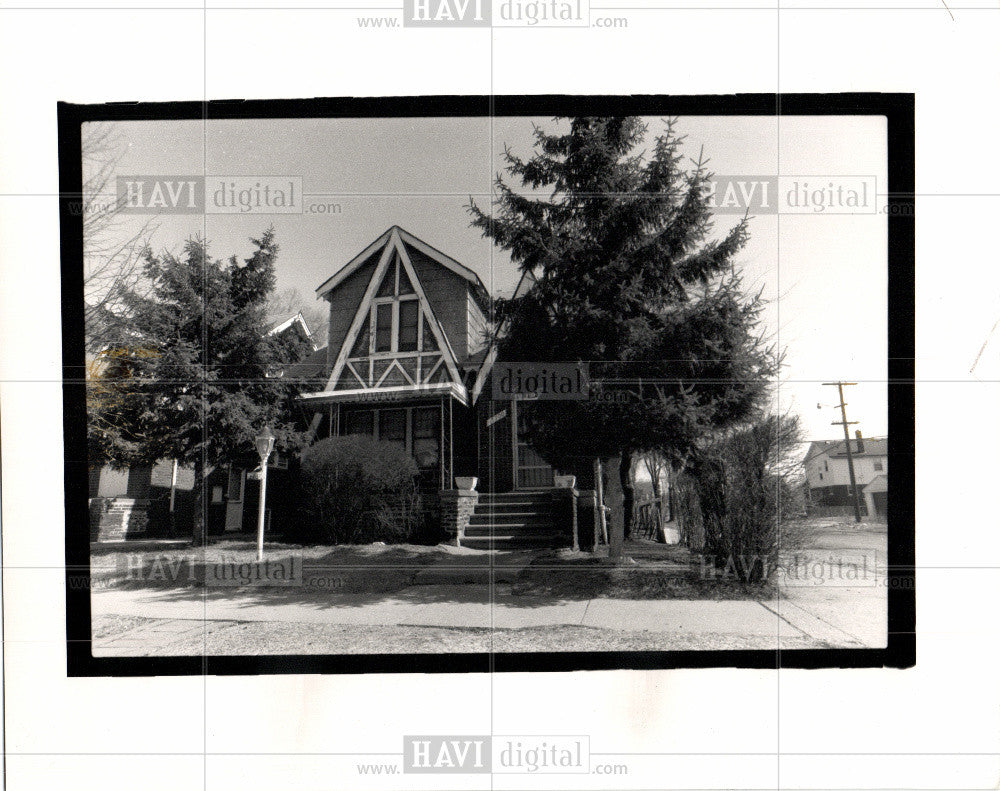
[255, 426, 275, 462]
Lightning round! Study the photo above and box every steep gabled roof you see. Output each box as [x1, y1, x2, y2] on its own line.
[266, 311, 316, 350]
[315, 225, 489, 308]
[322, 227, 465, 395]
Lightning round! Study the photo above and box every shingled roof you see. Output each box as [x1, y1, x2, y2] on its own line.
[805, 437, 888, 465]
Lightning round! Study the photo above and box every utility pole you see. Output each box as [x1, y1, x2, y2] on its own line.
[822, 382, 863, 523]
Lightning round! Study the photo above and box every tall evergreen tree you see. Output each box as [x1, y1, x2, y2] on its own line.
[89, 229, 308, 543]
[469, 117, 779, 544]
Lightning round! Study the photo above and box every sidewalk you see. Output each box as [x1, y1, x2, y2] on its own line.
[91, 581, 871, 654]
[89, 520, 887, 655]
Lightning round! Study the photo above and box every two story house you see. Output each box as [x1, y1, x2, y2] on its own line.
[295, 226, 591, 549]
[803, 435, 888, 519]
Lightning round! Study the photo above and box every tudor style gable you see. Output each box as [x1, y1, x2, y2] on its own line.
[312, 227, 489, 404]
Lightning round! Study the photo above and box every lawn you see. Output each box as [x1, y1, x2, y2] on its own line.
[90, 535, 780, 600]
[90, 516, 869, 602]
[90, 539, 487, 595]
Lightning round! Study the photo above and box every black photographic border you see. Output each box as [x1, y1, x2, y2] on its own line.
[60, 93, 915, 676]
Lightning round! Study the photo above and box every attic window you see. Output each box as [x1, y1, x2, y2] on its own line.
[375, 304, 393, 352]
[399, 301, 419, 351]
[367, 254, 424, 355]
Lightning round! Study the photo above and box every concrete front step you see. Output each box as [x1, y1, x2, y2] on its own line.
[471, 509, 555, 521]
[474, 496, 555, 504]
[464, 525, 561, 538]
[468, 513, 553, 525]
[476, 493, 555, 503]
[456, 491, 564, 550]
[459, 534, 564, 550]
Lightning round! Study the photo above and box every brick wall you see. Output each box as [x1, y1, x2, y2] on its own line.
[439, 488, 479, 546]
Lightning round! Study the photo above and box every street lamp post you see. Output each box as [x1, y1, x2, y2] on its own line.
[254, 427, 276, 561]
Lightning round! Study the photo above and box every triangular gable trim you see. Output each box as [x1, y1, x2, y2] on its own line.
[376, 359, 414, 388]
[325, 240, 395, 391]
[394, 236, 462, 385]
[345, 360, 366, 386]
[324, 229, 462, 392]
[470, 344, 498, 405]
[315, 225, 488, 300]
[423, 355, 444, 383]
[395, 226, 487, 299]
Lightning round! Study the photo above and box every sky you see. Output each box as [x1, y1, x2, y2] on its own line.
[87, 114, 888, 442]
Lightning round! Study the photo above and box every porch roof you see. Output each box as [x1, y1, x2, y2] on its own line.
[299, 381, 469, 407]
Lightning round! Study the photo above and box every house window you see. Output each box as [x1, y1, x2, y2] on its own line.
[374, 303, 393, 352]
[412, 407, 440, 469]
[368, 254, 424, 355]
[874, 460, 883, 471]
[399, 301, 419, 352]
[379, 409, 406, 450]
[344, 409, 374, 436]
[338, 406, 441, 470]
[824, 460, 829, 472]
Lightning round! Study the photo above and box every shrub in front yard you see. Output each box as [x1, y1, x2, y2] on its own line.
[675, 415, 801, 584]
[297, 435, 422, 544]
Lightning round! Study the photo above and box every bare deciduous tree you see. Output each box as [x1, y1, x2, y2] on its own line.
[641, 450, 668, 497]
[82, 123, 157, 351]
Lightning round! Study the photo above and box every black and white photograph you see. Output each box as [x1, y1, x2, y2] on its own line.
[10, 3, 1000, 788]
[62, 97, 910, 668]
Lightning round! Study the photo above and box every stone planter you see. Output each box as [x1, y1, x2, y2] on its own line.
[454, 476, 478, 491]
[554, 474, 576, 489]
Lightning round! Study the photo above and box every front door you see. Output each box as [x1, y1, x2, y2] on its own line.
[514, 401, 554, 489]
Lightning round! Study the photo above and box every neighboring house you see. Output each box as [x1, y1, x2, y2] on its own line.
[266, 311, 317, 355]
[294, 226, 593, 549]
[803, 435, 888, 517]
[862, 474, 888, 522]
[88, 312, 314, 541]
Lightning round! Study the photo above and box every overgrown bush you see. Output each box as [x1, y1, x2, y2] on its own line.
[674, 415, 801, 584]
[298, 435, 422, 544]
